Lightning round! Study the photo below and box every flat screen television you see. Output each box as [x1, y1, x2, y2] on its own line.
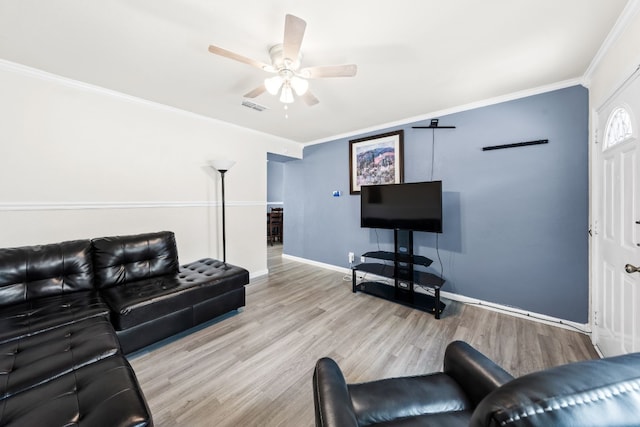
[360, 181, 443, 233]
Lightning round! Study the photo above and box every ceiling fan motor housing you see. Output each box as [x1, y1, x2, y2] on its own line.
[269, 44, 301, 72]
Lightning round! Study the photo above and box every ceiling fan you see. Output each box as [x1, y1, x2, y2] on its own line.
[207, 14, 357, 106]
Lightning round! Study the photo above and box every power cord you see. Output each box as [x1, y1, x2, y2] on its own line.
[435, 233, 444, 283]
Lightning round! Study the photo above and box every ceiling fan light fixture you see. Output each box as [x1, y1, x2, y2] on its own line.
[280, 85, 295, 104]
[290, 76, 309, 96]
[265, 76, 284, 95]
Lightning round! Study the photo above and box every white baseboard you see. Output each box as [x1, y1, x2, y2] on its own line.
[281, 254, 591, 335]
[249, 269, 269, 280]
[282, 253, 351, 274]
[438, 290, 590, 334]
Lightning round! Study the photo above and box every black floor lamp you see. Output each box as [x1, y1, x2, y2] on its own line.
[210, 159, 235, 263]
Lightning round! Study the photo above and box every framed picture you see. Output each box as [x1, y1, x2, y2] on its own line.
[349, 130, 404, 194]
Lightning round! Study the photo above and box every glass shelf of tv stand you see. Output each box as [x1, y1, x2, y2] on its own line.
[353, 263, 445, 289]
[362, 251, 434, 267]
[352, 261, 446, 318]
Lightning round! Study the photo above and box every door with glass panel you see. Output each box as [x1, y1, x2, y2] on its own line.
[592, 69, 640, 357]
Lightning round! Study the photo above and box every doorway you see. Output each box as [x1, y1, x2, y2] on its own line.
[592, 66, 640, 357]
[267, 153, 298, 259]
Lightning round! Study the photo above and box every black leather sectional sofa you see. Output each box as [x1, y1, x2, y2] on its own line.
[0, 231, 249, 426]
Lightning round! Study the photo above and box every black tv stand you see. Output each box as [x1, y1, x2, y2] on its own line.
[352, 230, 446, 318]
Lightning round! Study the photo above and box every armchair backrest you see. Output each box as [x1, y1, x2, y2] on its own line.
[0, 239, 94, 307]
[470, 352, 640, 426]
[91, 231, 179, 289]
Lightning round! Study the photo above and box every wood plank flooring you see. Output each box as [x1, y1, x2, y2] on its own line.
[129, 244, 598, 426]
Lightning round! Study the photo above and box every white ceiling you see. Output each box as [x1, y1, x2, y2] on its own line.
[0, 1, 630, 144]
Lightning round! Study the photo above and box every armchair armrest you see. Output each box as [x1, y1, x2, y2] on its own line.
[443, 341, 514, 407]
[313, 358, 359, 427]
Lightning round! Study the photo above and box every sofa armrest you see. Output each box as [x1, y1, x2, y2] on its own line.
[470, 352, 640, 427]
[313, 358, 359, 427]
[443, 341, 514, 407]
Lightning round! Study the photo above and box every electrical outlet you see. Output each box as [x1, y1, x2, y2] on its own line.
[361, 256, 366, 263]
[348, 252, 355, 263]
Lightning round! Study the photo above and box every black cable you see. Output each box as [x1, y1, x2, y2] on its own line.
[431, 128, 435, 181]
[435, 233, 444, 282]
[430, 127, 443, 282]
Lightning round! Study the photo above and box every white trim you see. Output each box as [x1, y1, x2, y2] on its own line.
[438, 290, 590, 334]
[0, 58, 590, 150]
[304, 78, 584, 146]
[283, 254, 591, 334]
[593, 344, 605, 358]
[0, 59, 296, 146]
[282, 254, 350, 274]
[249, 269, 269, 280]
[0, 200, 265, 212]
[595, 64, 640, 114]
[583, 0, 640, 84]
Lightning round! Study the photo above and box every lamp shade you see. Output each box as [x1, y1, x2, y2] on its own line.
[290, 76, 309, 96]
[280, 85, 294, 104]
[210, 159, 236, 172]
[264, 76, 284, 95]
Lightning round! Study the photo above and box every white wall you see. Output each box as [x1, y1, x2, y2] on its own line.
[0, 61, 302, 276]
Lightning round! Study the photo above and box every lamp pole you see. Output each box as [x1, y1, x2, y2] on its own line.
[210, 160, 235, 264]
[219, 168, 228, 263]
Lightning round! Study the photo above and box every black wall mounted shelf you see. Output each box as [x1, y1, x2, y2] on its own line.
[482, 139, 548, 151]
[412, 126, 456, 129]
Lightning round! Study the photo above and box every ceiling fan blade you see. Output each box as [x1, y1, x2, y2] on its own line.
[301, 91, 319, 106]
[243, 85, 266, 98]
[299, 64, 358, 79]
[283, 14, 306, 61]
[208, 45, 275, 72]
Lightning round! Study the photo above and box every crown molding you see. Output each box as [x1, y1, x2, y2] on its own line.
[0, 59, 296, 145]
[305, 77, 584, 147]
[583, 0, 640, 84]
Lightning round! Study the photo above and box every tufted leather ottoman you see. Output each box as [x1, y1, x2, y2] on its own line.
[99, 257, 248, 353]
[101, 259, 247, 330]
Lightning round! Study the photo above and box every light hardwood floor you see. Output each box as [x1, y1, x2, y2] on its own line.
[129, 244, 598, 426]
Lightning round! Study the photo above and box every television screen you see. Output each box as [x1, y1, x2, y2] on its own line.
[360, 181, 443, 233]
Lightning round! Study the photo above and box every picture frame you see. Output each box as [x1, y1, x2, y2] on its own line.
[349, 130, 404, 194]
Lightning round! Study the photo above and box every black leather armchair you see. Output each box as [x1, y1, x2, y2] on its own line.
[313, 341, 640, 426]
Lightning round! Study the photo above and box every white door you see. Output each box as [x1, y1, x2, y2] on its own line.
[592, 68, 640, 357]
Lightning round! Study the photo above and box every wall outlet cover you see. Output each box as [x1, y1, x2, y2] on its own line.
[332, 190, 341, 197]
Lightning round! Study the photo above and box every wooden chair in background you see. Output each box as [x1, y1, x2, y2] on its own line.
[268, 208, 283, 246]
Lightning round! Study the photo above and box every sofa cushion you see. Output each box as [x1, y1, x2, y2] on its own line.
[0, 317, 120, 400]
[0, 239, 94, 307]
[0, 354, 152, 427]
[101, 258, 248, 330]
[0, 291, 110, 344]
[91, 231, 179, 289]
[349, 373, 472, 426]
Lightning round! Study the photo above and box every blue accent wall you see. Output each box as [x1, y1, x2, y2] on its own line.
[284, 86, 589, 323]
